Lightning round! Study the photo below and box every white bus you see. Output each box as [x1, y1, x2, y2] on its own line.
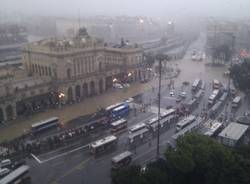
[208, 90, 220, 105]
[204, 121, 223, 137]
[128, 123, 146, 134]
[150, 115, 176, 132]
[110, 118, 128, 133]
[176, 115, 196, 132]
[160, 108, 176, 119]
[89, 135, 118, 155]
[213, 79, 220, 89]
[0, 165, 30, 184]
[111, 151, 133, 169]
[31, 117, 60, 134]
[192, 79, 201, 91]
[128, 128, 149, 143]
[232, 96, 241, 108]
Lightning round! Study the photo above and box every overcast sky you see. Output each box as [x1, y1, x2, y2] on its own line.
[1, 0, 250, 18]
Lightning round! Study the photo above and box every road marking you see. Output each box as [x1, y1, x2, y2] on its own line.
[30, 153, 42, 164]
[51, 157, 91, 184]
[31, 144, 89, 164]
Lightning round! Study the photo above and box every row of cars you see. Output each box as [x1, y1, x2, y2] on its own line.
[0, 159, 26, 178]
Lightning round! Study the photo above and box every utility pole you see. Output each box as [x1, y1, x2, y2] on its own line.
[156, 59, 162, 159]
[225, 34, 235, 124]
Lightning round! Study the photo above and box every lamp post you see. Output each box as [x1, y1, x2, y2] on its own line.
[156, 57, 163, 159]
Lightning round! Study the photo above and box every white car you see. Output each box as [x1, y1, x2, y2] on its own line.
[113, 83, 123, 89]
[170, 91, 175, 97]
[180, 91, 187, 98]
[123, 83, 130, 88]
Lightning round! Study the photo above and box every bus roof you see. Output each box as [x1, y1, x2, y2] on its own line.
[31, 117, 59, 128]
[112, 151, 132, 163]
[192, 79, 200, 87]
[106, 102, 124, 111]
[176, 115, 196, 127]
[0, 165, 29, 184]
[112, 104, 128, 112]
[204, 122, 222, 137]
[111, 118, 127, 126]
[233, 96, 241, 103]
[128, 128, 149, 139]
[129, 123, 146, 132]
[90, 135, 117, 148]
[209, 94, 216, 100]
[173, 117, 203, 140]
[146, 117, 159, 125]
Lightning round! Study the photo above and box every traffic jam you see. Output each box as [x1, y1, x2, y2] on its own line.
[0, 77, 244, 177]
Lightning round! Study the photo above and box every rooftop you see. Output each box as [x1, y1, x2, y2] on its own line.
[219, 122, 249, 140]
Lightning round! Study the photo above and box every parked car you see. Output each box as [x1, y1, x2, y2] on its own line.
[180, 91, 187, 98]
[113, 83, 123, 89]
[170, 91, 175, 97]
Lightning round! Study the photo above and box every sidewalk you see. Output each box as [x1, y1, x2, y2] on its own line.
[0, 80, 163, 142]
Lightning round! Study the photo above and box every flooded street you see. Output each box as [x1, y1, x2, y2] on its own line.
[0, 34, 229, 141]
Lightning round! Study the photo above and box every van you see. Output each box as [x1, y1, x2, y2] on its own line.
[1, 159, 11, 168]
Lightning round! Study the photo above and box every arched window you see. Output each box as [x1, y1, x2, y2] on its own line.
[67, 68, 72, 79]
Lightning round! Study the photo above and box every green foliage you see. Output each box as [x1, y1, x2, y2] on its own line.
[230, 59, 250, 91]
[111, 134, 250, 184]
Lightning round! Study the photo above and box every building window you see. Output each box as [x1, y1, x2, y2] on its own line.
[67, 68, 72, 79]
[48, 67, 52, 76]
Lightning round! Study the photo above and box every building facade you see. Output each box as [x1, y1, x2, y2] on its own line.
[0, 30, 144, 123]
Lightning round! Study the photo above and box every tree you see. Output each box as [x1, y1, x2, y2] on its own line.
[230, 59, 250, 91]
[111, 134, 250, 184]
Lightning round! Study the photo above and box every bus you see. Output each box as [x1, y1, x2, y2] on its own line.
[105, 102, 124, 113]
[111, 151, 133, 169]
[110, 118, 128, 133]
[219, 92, 228, 103]
[208, 101, 223, 119]
[89, 135, 118, 155]
[213, 79, 220, 89]
[192, 79, 201, 91]
[128, 122, 146, 134]
[160, 108, 176, 119]
[176, 115, 196, 132]
[0, 165, 30, 184]
[203, 121, 223, 137]
[208, 90, 220, 106]
[128, 128, 150, 143]
[31, 117, 59, 134]
[149, 115, 176, 132]
[173, 117, 203, 140]
[111, 103, 129, 120]
[232, 96, 241, 108]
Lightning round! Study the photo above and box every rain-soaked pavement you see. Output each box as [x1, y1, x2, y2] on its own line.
[12, 34, 249, 184]
[0, 33, 228, 142]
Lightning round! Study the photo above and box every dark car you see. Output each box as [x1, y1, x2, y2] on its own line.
[11, 160, 26, 169]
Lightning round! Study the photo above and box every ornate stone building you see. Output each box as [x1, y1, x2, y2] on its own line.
[0, 29, 143, 122]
